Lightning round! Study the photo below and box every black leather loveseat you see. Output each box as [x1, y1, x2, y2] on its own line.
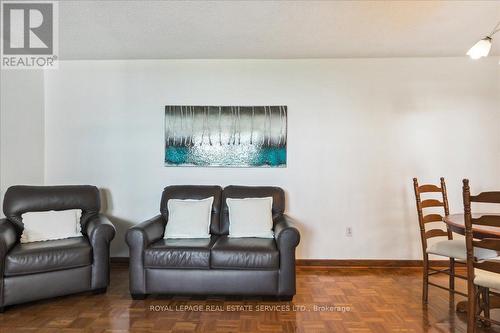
[126, 185, 300, 300]
[0, 185, 116, 312]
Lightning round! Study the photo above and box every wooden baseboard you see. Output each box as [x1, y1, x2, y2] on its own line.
[296, 259, 453, 267]
[111, 257, 452, 268]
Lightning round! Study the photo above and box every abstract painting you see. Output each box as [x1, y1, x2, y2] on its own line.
[164, 105, 287, 167]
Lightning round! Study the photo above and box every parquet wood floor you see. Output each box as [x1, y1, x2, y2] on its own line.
[0, 264, 498, 333]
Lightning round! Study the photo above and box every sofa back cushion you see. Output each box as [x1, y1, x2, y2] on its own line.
[3, 185, 100, 234]
[220, 186, 285, 235]
[160, 185, 222, 235]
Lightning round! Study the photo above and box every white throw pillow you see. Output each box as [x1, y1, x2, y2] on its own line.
[21, 209, 82, 243]
[227, 197, 274, 238]
[164, 197, 214, 239]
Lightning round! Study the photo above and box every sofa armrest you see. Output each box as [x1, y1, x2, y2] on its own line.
[0, 218, 17, 306]
[274, 214, 300, 249]
[273, 214, 300, 297]
[0, 218, 17, 263]
[84, 214, 116, 243]
[84, 215, 116, 290]
[126, 215, 165, 249]
[125, 215, 165, 295]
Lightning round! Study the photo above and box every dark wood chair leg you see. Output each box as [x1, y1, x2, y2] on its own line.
[483, 288, 491, 327]
[423, 254, 429, 303]
[449, 258, 455, 291]
[468, 285, 478, 333]
[0, 306, 4, 313]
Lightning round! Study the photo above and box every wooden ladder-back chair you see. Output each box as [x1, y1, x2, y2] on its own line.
[463, 179, 500, 332]
[413, 177, 467, 303]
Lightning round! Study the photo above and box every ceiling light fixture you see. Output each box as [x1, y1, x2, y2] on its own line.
[467, 21, 500, 60]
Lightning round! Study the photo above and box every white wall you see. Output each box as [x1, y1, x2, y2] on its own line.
[0, 70, 45, 213]
[44, 58, 500, 258]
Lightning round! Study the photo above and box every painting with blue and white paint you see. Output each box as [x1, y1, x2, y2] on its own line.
[165, 105, 287, 167]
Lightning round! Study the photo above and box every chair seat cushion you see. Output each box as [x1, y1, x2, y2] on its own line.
[426, 239, 498, 260]
[144, 236, 218, 269]
[210, 236, 279, 270]
[474, 268, 500, 290]
[5, 237, 92, 277]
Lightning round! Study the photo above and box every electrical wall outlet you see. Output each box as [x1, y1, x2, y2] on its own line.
[345, 226, 353, 237]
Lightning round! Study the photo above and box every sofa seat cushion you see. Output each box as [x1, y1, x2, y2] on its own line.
[5, 237, 92, 277]
[144, 236, 218, 269]
[211, 236, 279, 270]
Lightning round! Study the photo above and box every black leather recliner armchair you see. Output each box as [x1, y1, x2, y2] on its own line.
[126, 185, 300, 300]
[0, 185, 116, 312]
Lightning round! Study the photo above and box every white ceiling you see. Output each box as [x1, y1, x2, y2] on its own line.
[60, 0, 500, 59]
